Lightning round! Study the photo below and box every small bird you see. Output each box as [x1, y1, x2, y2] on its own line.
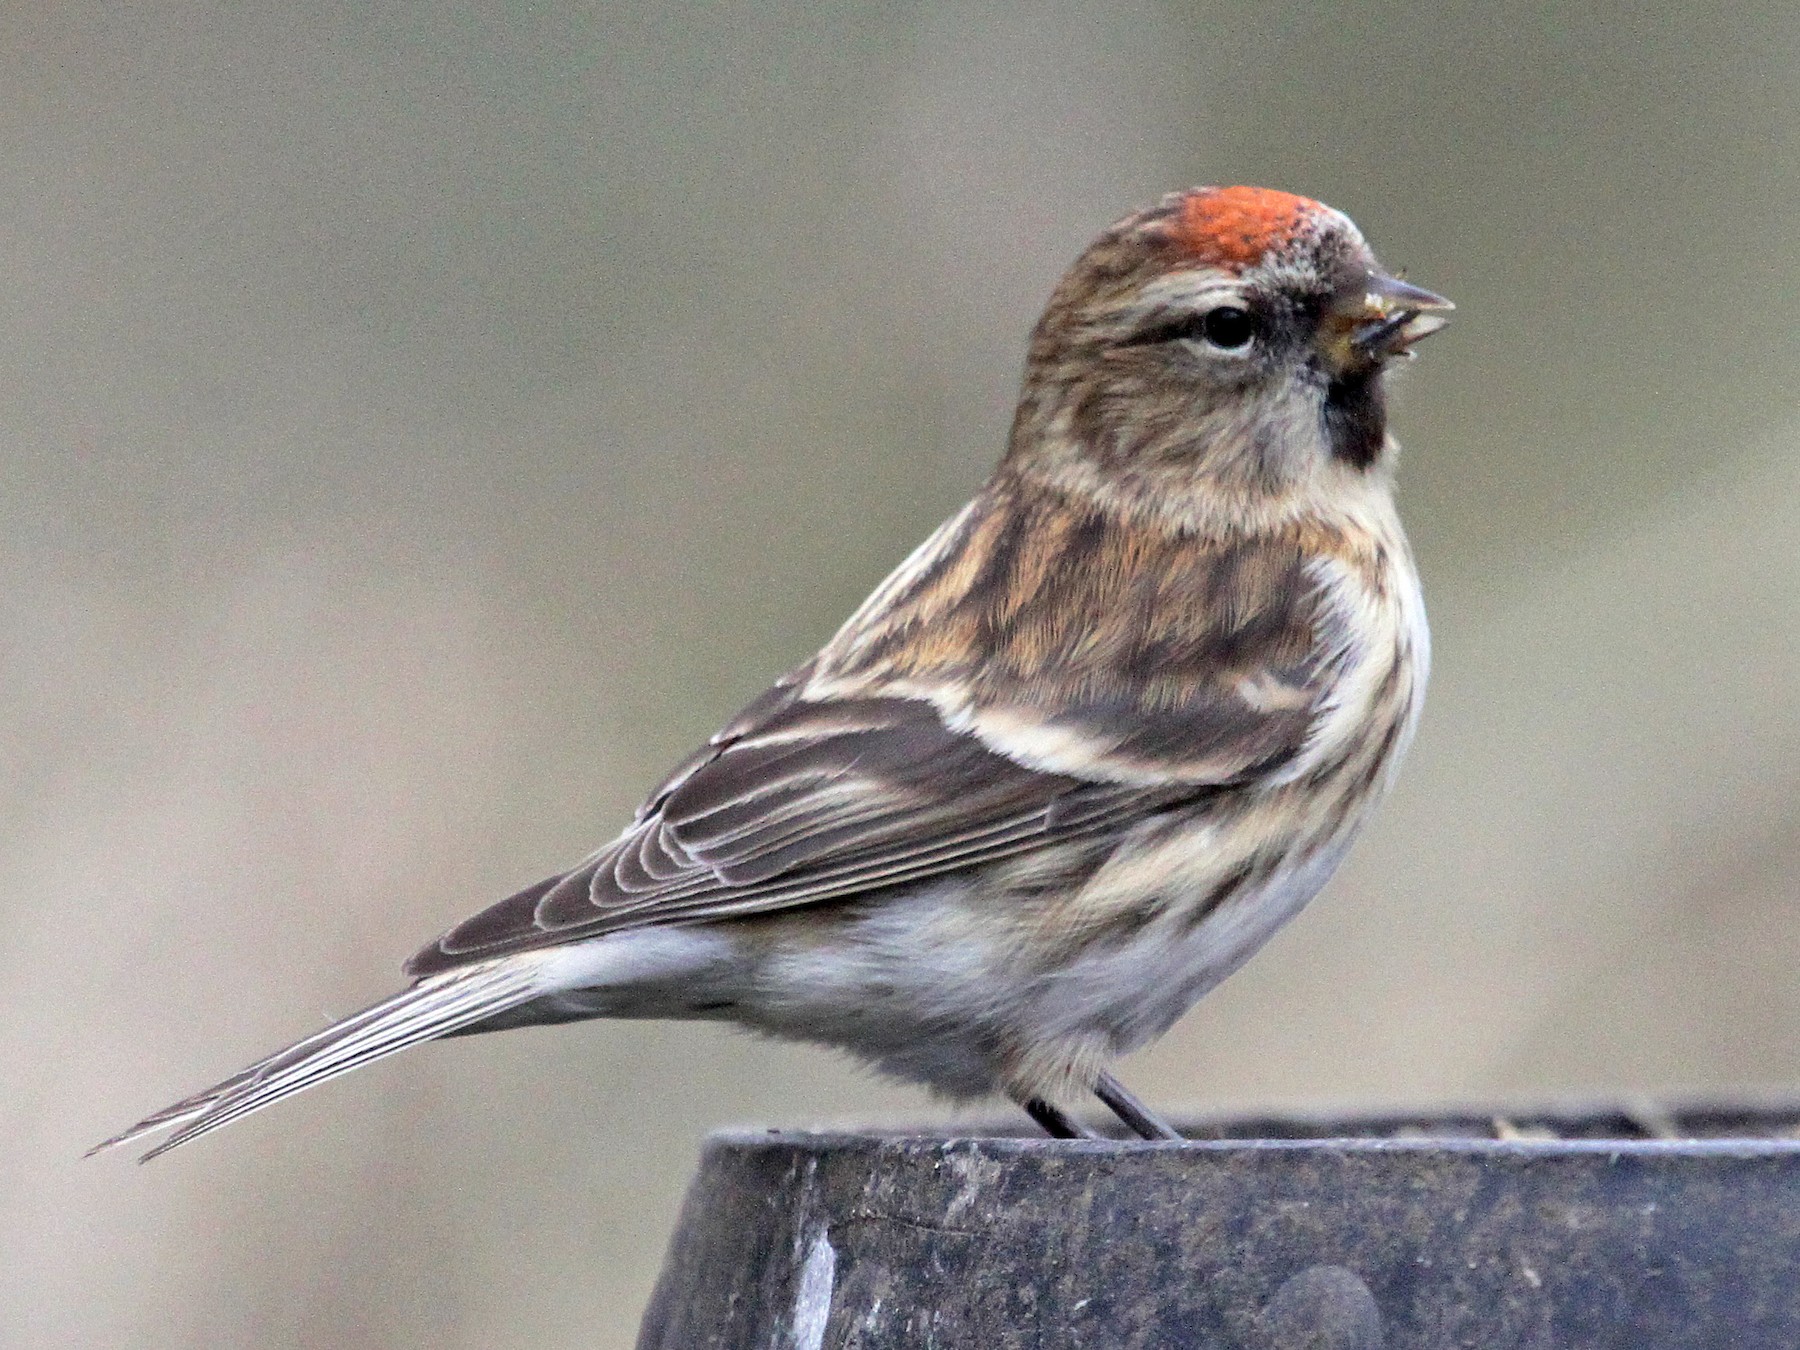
[96, 186, 1449, 1157]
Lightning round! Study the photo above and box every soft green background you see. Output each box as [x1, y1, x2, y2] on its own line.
[13, 2, 1800, 1345]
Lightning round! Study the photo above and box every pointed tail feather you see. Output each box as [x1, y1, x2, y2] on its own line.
[89, 956, 549, 1162]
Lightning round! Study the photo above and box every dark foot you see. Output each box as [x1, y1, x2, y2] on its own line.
[1093, 1071, 1183, 1140]
[1021, 1096, 1100, 1140]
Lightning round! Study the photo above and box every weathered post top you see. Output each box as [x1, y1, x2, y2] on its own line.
[639, 1103, 1800, 1349]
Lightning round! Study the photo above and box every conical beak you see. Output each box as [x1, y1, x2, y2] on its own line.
[1343, 271, 1454, 361]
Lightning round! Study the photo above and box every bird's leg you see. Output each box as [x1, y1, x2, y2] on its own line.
[1020, 1095, 1100, 1140]
[1093, 1070, 1183, 1140]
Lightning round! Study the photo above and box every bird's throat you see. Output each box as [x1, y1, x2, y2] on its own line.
[1321, 367, 1388, 471]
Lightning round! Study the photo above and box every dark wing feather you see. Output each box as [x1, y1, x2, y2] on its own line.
[406, 689, 1176, 975]
[406, 486, 1348, 979]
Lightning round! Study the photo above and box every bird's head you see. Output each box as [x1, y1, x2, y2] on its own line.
[1007, 186, 1451, 514]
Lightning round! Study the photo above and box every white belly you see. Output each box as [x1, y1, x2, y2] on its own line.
[710, 832, 1355, 1101]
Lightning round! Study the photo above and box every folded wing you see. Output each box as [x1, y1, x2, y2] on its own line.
[409, 487, 1349, 977]
[407, 685, 1184, 975]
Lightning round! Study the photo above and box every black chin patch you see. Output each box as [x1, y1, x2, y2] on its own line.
[1322, 367, 1387, 470]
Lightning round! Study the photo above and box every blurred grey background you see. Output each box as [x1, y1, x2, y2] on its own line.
[11, 1, 1800, 1345]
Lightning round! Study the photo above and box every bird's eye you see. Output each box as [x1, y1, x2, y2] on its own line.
[1120, 304, 1263, 353]
[1197, 306, 1257, 351]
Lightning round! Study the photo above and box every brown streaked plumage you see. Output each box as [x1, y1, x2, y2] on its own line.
[814, 476, 1337, 784]
[95, 186, 1450, 1159]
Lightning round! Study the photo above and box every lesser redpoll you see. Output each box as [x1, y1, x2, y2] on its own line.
[97, 186, 1449, 1156]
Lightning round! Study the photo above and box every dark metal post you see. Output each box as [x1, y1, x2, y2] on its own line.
[638, 1104, 1800, 1349]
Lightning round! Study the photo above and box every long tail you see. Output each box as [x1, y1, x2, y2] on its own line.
[89, 957, 550, 1162]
